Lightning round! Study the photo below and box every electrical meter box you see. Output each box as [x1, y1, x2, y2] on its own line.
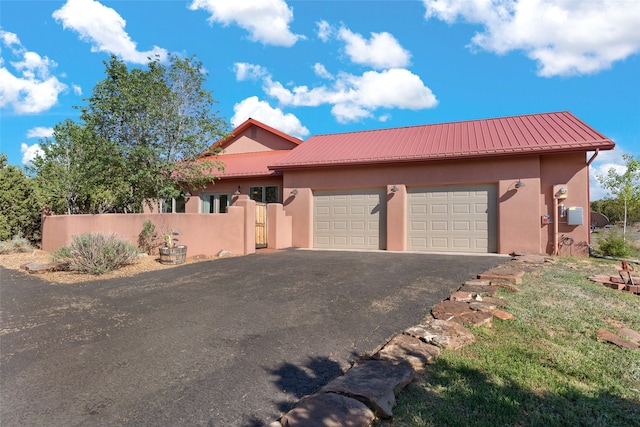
[567, 207, 583, 225]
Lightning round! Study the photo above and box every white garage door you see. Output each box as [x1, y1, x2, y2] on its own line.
[314, 189, 386, 250]
[408, 185, 497, 253]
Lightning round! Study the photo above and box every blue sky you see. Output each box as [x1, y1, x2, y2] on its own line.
[1, 0, 639, 200]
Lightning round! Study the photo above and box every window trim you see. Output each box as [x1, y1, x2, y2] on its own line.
[249, 185, 279, 203]
[200, 193, 232, 213]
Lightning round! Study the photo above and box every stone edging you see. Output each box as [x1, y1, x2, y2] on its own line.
[266, 255, 549, 427]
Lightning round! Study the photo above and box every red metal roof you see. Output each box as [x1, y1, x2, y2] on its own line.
[208, 150, 291, 178]
[271, 111, 615, 170]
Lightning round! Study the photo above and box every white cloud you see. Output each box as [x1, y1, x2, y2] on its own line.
[27, 126, 54, 138]
[189, 0, 303, 47]
[589, 146, 631, 200]
[264, 68, 438, 123]
[0, 30, 20, 47]
[53, 0, 168, 64]
[0, 30, 67, 114]
[72, 84, 82, 95]
[423, 0, 640, 77]
[232, 96, 309, 139]
[313, 63, 333, 79]
[21, 143, 44, 166]
[233, 62, 269, 81]
[316, 20, 333, 42]
[338, 27, 411, 69]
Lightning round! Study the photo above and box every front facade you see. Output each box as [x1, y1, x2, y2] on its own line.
[182, 118, 302, 214]
[185, 112, 614, 256]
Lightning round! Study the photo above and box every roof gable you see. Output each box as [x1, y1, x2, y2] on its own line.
[213, 118, 302, 155]
[271, 111, 615, 170]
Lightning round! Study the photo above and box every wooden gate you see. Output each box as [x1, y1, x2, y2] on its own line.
[255, 202, 267, 248]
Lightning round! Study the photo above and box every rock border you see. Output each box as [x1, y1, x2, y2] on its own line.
[267, 254, 536, 427]
[267, 253, 640, 426]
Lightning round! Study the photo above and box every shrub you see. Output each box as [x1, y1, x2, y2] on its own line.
[0, 234, 35, 254]
[50, 245, 72, 262]
[138, 220, 158, 254]
[596, 231, 633, 258]
[53, 232, 140, 275]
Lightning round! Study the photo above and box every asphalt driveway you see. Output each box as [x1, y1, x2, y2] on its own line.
[0, 250, 507, 426]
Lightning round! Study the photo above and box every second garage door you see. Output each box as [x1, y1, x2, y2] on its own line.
[408, 185, 497, 253]
[314, 189, 387, 250]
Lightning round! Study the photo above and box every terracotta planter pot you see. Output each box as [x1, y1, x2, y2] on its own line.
[159, 245, 187, 265]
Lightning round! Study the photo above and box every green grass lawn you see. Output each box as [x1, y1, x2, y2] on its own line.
[376, 258, 640, 427]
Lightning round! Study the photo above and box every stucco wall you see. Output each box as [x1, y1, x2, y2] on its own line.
[42, 208, 250, 257]
[281, 153, 591, 255]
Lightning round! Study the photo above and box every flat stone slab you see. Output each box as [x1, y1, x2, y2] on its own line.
[375, 334, 441, 370]
[451, 310, 493, 327]
[491, 309, 516, 320]
[597, 328, 639, 350]
[279, 392, 375, 427]
[469, 301, 498, 312]
[431, 300, 474, 321]
[617, 327, 640, 344]
[321, 359, 414, 418]
[478, 266, 525, 284]
[490, 280, 520, 292]
[20, 262, 70, 274]
[464, 279, 491, 287]
[458, 284, 499, 296]
[405, 319, 475, 350]
[450, 291, 474, 302]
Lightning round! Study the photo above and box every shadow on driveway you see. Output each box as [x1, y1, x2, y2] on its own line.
[0, 250, 507, 426]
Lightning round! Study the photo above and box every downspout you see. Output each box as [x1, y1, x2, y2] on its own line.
[587, 149, 600, 166]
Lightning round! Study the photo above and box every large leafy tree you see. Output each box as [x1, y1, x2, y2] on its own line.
[597, 154, 640, 238]
[31, 54, 226, 214]
[0, 154, 42, 241]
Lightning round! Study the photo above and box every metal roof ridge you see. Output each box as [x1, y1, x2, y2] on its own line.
[308, 110, 573, 138]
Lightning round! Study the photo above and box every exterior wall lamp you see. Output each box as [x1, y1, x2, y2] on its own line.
[290, 188, 299, 196]
[234, 185, 241, 195]
[515, 179, 526, 189]
[390, 185, 399, 193]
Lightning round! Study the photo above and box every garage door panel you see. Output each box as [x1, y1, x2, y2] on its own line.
[408, 185, 496, 253]
[431, 221, 448, 231]
[316, 221, 330, 230]
[410, 205, 427, 215]
[317, 206, 330, 216]
[453, 221, 470, 231]
[452, 238, 471, 248]
[452, 204, 470, 214]
[351, 221, 365, 230]
[333, 206, 347, 215]
[430, 204, 448, 214]
[333, 221, 347, 230]
[431, 238, 448, 248]
[314, 189, 386, 250]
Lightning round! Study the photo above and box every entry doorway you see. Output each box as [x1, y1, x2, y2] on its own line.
[255, 202, 267, 248]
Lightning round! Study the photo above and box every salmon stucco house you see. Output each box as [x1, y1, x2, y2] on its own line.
[182, 111, 614, 256]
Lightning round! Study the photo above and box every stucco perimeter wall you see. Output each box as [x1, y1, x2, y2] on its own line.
[282, 153, 591, 255]
[42, 208, 250, 257]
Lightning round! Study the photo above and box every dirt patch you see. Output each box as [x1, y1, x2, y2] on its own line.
[0, 250, 217, 284]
